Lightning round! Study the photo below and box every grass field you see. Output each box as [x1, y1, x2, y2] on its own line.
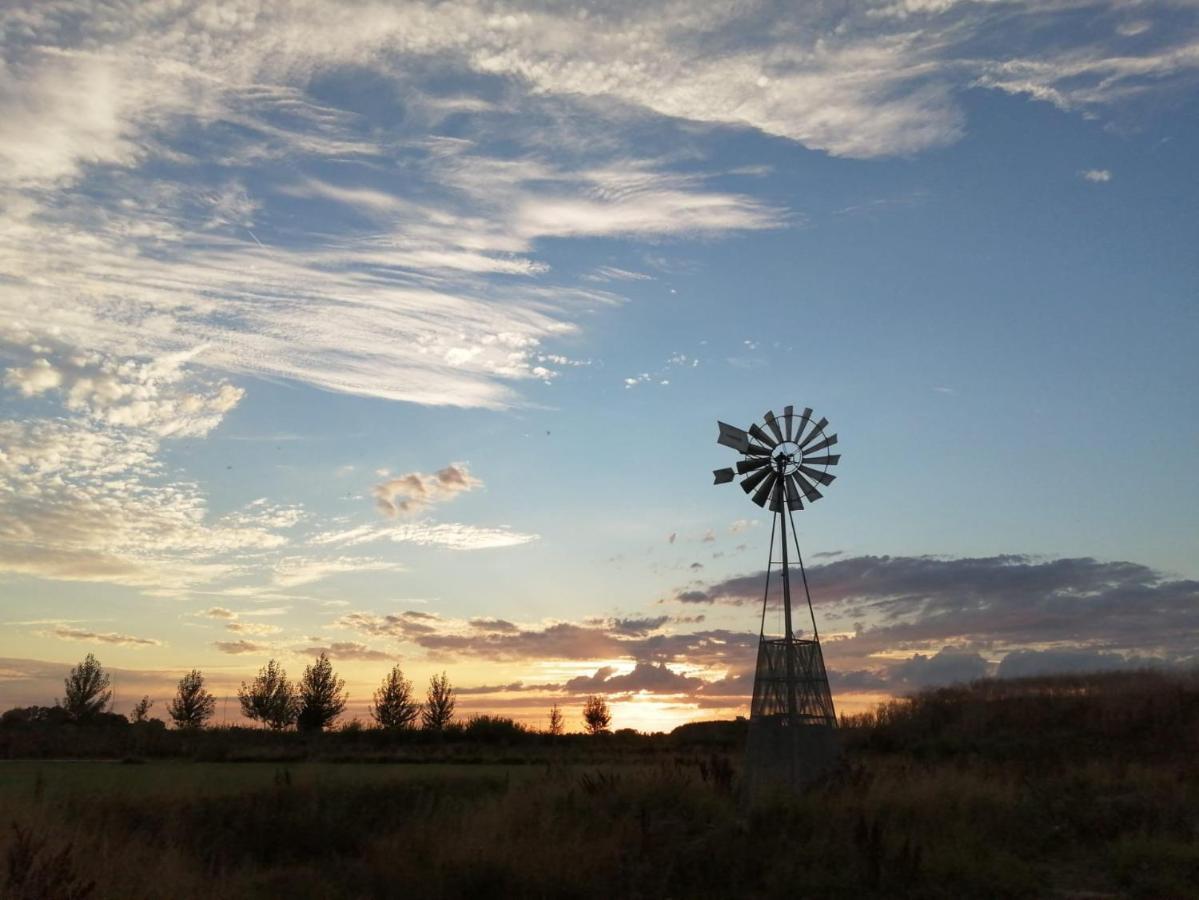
[0, 760, 535, 800]
[2, 671, 1197, 899]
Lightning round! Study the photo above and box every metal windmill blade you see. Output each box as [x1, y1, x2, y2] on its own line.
[712, 406, 842, 510]
[717, 421, 751, 453]
[797, 417, 829, 448]
[751, 471, 778, 507]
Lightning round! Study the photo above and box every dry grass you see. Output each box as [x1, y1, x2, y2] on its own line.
[2, 671, 1196, 898]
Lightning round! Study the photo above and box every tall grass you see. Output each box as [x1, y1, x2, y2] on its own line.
[2, 670, 1196, 898]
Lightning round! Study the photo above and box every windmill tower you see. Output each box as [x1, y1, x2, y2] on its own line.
[713, 406, 841, 793]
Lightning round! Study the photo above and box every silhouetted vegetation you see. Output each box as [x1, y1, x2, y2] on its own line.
[238, 659, 299, 730]
[61, 653, 111, 721]
[421, 672, 455, 732]
[296, 653, 347, 733]
[370, 665, 419, 731]
[130, 695, 154, 724]
[168, 670, 216, 730]
[582, 694, 611, 735]
[547, 702, 564, 736]
[1, 669, 1196, 897]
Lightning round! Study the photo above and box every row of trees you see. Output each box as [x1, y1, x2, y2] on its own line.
[53, 653, 614, 734]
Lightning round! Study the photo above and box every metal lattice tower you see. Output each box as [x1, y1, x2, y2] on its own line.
[713, 406, 841, 792]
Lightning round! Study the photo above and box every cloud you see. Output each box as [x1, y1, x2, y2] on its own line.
[2, 348, 242, 438]
[300, 642, 394, 662]
[671, 554, 1199, 679]
[226, 622, 282, 636]
[272, 556, 403, 588]
[1080, 168, 1113, 182]
[564, 662, 704, 695]
[212, 640, 270, 655]
[996, 648, 1134, 680]
[470, 618, 519, 633]
[49, 626, 161, 647]
[889, 648, 989, 688]
[0, 367, 296, 589]
[202, 608, 237, 620]
[311, 521, 538, 551]
[373, 464, 481, 517]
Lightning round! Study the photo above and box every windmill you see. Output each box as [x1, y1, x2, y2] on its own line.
[713, 406, 841, 792]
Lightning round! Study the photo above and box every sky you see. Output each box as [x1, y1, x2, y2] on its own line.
[1, 0, 1197, 732]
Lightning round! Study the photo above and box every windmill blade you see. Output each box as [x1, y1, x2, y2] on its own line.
[783, 405, 795, 441]
[713, 467, 735, 484]
[768, 478, 785, 512]
[763, 410, 785, 443]
[742, 443, 771, 456]
[751, 471, 778, 507]
[716, 421, 750, 453]
[792, 407, 813, 445]
[802, 433, 838, 455]
[748, 423, 778, 448]
[741, 467, 773, 494]
[736, 457, 771, 475]
[799, 465, 837, 486]
[802, 454, 840, 466]
[798, 417, 829, 448]
[789, 471, 822, 502]
[785, 475, 804, 511]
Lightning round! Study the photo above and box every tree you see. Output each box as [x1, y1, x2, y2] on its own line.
[583, 695, 611, 735]
[421, 672, 455, 731]
[371, 666, 420, 730]
[238, 659, 298, 730]
[548, 703, 564, 736]
[168, 670, 216, 729]
[62, 653, 112, 721]
[130, 695, 154, 723]
[296, 652, 347, 732]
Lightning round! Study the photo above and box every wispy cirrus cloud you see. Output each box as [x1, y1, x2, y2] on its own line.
[311, 521, 539, 551]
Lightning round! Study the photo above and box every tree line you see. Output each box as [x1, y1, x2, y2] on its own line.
[6, 652, 614, 735]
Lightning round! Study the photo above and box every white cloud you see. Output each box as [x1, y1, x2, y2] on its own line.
[3, 0, 1185, 423]
[2, 346, 242, 438]
[271, 556, 403, 588]
[312, 521, 540, 551]
[0, 416, 289, 588]
[1080, 169, 1113, 183]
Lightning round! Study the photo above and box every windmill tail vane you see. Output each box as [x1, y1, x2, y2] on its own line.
[713, 405, 842, 793]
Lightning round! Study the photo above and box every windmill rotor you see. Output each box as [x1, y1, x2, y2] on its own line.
[714, 408, 840, 511]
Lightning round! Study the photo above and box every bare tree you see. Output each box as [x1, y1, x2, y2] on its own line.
[62, 653, 112, 721]
[297, 652, 347, 732]
[548, 703, 564, 736]
[130, 695, 154, 723]
[238, 659, 298, 730]
[168, 670, 216, 729]
[583, 695, 611, 735]
[371, 665, 420, 730]
[421, 672, 456, 731]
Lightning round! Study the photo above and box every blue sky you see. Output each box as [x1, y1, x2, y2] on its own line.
[1, 0, 1196, 729]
